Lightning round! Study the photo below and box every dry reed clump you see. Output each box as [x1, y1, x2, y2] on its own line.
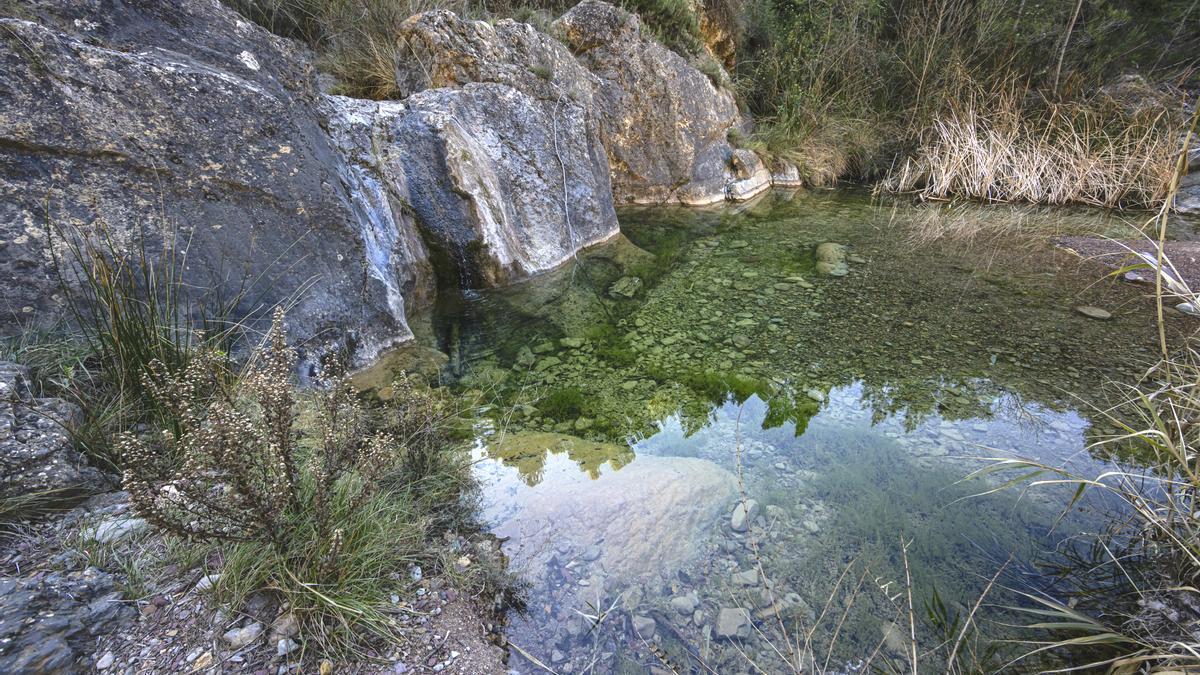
[224, 0, 468, 99]
[883, 88, 1186, 209]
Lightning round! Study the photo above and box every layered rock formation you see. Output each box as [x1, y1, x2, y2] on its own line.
[1, 0, 789, 366]
[337, 11, 619, 287]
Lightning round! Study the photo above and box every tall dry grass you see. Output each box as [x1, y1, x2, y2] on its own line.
[884, 84, 1187, 209]
[970, 112, 1200, 669]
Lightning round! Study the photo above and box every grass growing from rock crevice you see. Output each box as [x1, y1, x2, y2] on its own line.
[223, 0, 712, 99]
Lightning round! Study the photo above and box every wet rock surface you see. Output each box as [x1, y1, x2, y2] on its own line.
[0, 362, 104, 500]
[326, 81, 618, 288]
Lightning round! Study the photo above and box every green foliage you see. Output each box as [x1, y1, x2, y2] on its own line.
[538, 386, 586, 420]
[212, 471, 427, 648]
[734, 0, 1197, 187]
[678, 368, 766, 404]
[618, 0, 701, 55]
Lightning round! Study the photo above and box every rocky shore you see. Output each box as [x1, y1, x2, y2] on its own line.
[0, 0, 798, 369]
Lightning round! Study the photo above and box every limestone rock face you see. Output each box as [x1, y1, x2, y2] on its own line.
[728, 149, 773, 201]
[0, 0, 781, 368]
[552, 0, 749, 205]
[0, 362, 105, 500]
[395, 11, 599, 106]
[325, 82, 618, 287]
[0, 0, 426, 365]
[389, 12, 620, 285]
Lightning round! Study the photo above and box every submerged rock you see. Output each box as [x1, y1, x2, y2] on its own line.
[631, 614, 657, 637]
[670, 593, 699, 615]
[730, 498, 760, 532]
[608, 276, 644, 299]
[1074, 305, 1112, 320]
[815, 243, 850, 277]
[715, 607, 752, 639]
[487, 449, 737, 583]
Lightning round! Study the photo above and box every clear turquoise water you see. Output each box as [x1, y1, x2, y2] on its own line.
[381, 189, 1187, 672]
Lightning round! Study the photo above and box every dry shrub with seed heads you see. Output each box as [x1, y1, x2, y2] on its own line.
[121, 309, 400, 561]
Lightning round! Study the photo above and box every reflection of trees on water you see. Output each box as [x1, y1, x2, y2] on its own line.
[486, 432, 636, 486]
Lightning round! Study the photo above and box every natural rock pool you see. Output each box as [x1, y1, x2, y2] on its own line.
[364, 189, 1191, 672]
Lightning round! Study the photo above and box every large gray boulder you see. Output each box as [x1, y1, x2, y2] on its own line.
[0, 362, 104, 500]
[354, 11, 620, 286]
[326, 86, 617, 287]
[0, 0, 428, 365]
[395, 4, 774, 207]
[395, 11, 600, 106]
[552, 0, 751, 205]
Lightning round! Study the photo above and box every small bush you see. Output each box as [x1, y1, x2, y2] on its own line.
[120, 309, 445, 646]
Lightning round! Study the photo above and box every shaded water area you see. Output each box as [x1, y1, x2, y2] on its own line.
[367, 189, 1194, 672]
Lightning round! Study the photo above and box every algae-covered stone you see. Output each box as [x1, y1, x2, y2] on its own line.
[815, 243, 849, 277]
[609, 276, 643, 299]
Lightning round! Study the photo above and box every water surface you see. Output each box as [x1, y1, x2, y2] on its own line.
[375, 190, 1188, 672]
